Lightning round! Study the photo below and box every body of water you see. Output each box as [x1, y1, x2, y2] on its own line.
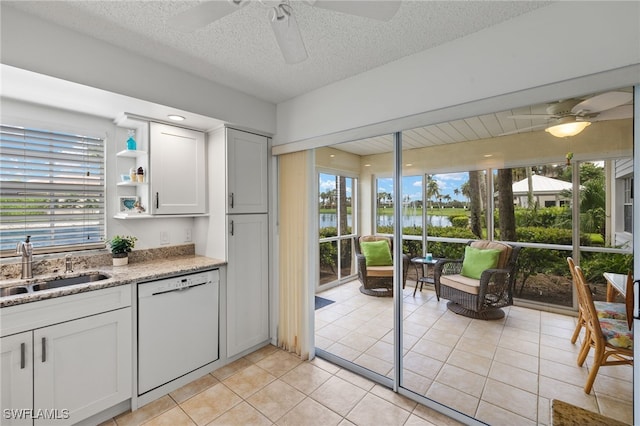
[319, 213, 451, 229]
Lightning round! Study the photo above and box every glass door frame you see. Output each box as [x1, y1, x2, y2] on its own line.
[317, 169, 359, 292]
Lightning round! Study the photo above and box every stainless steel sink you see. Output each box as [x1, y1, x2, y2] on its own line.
[32, 273, 110, 291]
[1, 272, 110, 297]
[0, 286, 30, 297]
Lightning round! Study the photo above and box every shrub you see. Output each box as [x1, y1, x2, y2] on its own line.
[451, 216, 469, 228]
[580, 252, 632, 283]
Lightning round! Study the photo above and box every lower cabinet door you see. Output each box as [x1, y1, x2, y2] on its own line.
[0, 332, 33, 426]
[227, 214, 269, 357]
[33, 308, 132, 425]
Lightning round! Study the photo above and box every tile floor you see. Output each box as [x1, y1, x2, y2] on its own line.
[101, 278, 633, 426]
[100, 343, 460, 426]
[314, 279, 634, 425]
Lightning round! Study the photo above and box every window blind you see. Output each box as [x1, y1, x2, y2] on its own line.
[0, 124, 105, 254]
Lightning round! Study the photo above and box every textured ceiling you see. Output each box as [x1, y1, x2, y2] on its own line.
[5, 1, 552, 104]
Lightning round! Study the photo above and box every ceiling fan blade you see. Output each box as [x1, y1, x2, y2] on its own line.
[169, 1, 247, 32]
[499, 123, 548, 136]
[507, 114, 554, 120]
[270, 6, 308, 64]
[571, 91, 633, 115]
[590, 104, 633, 121]
[309, 0, 401, 21]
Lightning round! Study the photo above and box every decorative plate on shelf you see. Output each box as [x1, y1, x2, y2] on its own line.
[118, 196, 139, 212]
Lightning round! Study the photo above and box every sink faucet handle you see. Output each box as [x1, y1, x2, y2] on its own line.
[16, 236, 32, 255]
[65, 254, 73, 273]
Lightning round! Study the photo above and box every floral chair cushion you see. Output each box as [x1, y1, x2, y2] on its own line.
[594, 301, 627, 321]
[599, 318, 634, 350]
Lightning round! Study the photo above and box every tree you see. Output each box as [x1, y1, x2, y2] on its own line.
[319, 191, 328, 208]
[460, 181, 471, 207]
[468, 170, 483, 238]
[559, 162, 606, 235]
[426, 175, 440, 208]
[497, 169, 516, 241]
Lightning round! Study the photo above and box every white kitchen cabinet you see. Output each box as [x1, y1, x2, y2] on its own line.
[150, 122, 206, 215]
[226, 214, 269, 357]
[226, 128, 268, 214]
[205, 127, 270, 357]
[34, 308, 131, 425]
[0, 288, 131, 426]
[1, 332, 32, 426]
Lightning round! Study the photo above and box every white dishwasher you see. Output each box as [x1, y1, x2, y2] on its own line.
[137, 269, 219, 395]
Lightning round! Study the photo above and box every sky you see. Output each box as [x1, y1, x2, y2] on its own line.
[377, 172, 468, 203]
[319, 172, 470, 204]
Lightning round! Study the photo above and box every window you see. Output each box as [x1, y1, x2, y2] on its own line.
[624, 177, 632, 233]
[1, 124, 105, 254]
[318, 173, 357, 285]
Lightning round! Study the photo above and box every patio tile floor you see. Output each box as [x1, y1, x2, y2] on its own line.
[315, 279, 633, 425]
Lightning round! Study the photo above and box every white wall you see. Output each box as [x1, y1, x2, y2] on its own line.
[1, 98, 195, 250]
[0, 6, 276, 136]
[275, 1, 640, 149]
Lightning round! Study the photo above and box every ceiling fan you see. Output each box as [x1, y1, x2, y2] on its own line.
[168, 0, 402, 64]
[504, 91, 633, 137]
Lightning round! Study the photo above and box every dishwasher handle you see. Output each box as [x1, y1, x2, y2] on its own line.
[150, 280, 211, 296]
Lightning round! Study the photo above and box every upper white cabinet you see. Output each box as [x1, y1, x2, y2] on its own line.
[149, 122, 206, 215]
[226, 128, 268, 214]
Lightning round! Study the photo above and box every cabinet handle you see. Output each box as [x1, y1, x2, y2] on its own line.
[20, 342, 26, 369]
[230, 193, 234, 209]
[41, 337, 46, 362]
[230, 220, 234, 236]
[156, 192, 159, 209]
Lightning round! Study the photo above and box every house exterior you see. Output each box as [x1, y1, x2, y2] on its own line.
[511, 174, 573, 208]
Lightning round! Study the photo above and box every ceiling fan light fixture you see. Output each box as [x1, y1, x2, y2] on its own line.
[545, 118, 591, 138]
[270, 3, 308, 64]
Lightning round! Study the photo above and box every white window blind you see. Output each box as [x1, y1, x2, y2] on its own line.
[1, 124, 105, 254]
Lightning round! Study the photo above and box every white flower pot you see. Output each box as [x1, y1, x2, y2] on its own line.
[112, 256, 128, 267]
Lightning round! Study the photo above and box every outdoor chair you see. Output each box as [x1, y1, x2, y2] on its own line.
[567, 257, 627, 347]
[354, 235, 409, 297]
[573, 265, 633, 394]
[434, 240, 520, 320]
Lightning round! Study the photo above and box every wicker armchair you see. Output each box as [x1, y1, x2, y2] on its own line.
[354, 235, 410, 297]
[434, 240, 520, 320]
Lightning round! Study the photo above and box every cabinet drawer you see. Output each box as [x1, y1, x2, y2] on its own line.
[1, 285, 131, 337]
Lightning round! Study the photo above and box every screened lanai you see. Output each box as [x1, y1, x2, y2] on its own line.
[313, 87, 634, 425]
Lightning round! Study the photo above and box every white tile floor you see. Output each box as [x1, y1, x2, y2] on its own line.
[102, 345, 461, 426]
[315, 279, 634, 425]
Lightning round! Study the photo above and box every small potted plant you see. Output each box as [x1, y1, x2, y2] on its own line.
[107, 235, 137, 266]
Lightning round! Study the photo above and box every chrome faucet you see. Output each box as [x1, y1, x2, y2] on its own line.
[16, 236, 34, 279]
[65, 254, 73, 273]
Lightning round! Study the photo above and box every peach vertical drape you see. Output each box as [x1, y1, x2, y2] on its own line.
[278, 151, 310, 359]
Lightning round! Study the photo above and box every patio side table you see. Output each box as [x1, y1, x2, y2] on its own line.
[410, 257, 439, 297]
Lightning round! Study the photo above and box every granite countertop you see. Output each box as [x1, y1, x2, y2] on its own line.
[1, 255, 225, 308]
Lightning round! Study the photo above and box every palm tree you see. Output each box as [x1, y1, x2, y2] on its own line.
[426, 175, 440, 209]
[320, 191, 328, 208]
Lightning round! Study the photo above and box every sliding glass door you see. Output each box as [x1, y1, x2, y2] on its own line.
[312, 87, 634, 425]
[318, 170, 357, 288]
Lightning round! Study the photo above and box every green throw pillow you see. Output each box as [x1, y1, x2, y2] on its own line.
[460, 246, 501, 279]
[360, 240, 393, 266]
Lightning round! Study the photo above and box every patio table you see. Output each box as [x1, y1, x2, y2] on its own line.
[603, 271, 633, 329]
[410, 257, 439, 297]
